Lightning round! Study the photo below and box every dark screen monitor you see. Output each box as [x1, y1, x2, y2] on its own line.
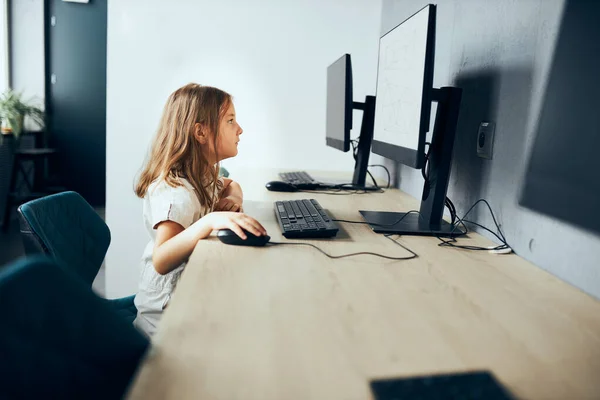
[519, 0, 600, 236]
[323, 54, 376, 188]
[326, 54, 352, 152]
[277, 54, 375, 189]
[371, 4, 436, 169]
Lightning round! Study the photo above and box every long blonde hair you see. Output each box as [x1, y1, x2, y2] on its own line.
[135, 83, 231, 209]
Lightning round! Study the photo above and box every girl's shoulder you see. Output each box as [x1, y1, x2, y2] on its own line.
[147, 178, 197, 203]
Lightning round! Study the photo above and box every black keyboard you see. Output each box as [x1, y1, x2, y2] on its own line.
[370, 371, 515, 400]
[279, 171, 321, 189]
[274, 199, 339, 239]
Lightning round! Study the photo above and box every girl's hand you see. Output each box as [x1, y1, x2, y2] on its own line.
[215, 196, 243, 212]
[204, 212, 266, 239]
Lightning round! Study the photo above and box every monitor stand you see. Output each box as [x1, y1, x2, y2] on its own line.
[360, 86, 463, 237]
[350, 95, 376, 188]
[314, 95, 377, 191]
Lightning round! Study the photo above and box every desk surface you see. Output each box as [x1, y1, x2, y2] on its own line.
[127, 169, 600, 400]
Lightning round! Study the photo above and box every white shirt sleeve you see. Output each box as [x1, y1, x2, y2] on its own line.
[147, 181, 196, 229]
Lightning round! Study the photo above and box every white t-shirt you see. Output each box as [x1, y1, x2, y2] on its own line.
[133, 177, 219, 337]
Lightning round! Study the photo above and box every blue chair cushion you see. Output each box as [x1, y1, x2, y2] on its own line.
[106, 295, 138, 325]
[17, 191, 111, 287]
[0, 256, 149, 399]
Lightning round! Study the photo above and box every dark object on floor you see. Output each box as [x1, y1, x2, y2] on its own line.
[370, 370, 515, 400]
[18, 191, 136, 323]
[0, 256, 149, 399]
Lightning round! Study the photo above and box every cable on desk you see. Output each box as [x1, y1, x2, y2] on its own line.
[437, 199, 510, 251]
[383, 234, 419, 258]
[333, 199, 511, 252]
[268, 240, 417, 261]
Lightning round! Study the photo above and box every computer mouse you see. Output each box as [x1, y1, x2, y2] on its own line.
[265, 180, 298, 192]
[217, 229, 271, 246]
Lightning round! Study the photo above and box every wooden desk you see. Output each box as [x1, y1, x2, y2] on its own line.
[128, 169, 600, 399]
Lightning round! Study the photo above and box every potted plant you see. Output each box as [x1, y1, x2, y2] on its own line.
[0, 89, 45, 143]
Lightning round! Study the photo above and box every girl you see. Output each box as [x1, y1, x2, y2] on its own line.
[132, 83, 267, 337]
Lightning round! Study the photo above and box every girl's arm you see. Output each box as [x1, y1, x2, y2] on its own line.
[215, 178, 244, 212]
[222, 180, 243, 204]
[151, 220, 209, 275]
[152, 211, 266, 275]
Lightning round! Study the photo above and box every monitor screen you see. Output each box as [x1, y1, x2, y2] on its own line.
[326, 54, 352, 152]
[520, 0, 600, 236]
[372, 4, 435, 168]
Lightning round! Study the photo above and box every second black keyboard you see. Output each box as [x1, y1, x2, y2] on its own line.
[274, 199, 339, 239]
[279, 171, 321, 189]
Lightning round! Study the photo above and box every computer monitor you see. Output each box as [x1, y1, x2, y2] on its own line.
[275, 55, 376, 190]
[324, 54, 376, 188]
[520, 0, 600, 236]
[360, 4, 464, 237]
[370, 6, 435, 169]
[326, 54, 352, 152]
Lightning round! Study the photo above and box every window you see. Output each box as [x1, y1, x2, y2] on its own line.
[0, 0, 8, 94]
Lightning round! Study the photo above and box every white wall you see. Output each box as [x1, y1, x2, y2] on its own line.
[10, 0, 45, 118]
[106, 0, 383, 297]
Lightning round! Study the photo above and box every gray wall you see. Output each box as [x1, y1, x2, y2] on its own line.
[381, 0, 600, 298]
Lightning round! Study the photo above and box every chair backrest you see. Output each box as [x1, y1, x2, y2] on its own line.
[17, 191, 110, 287]
[0, 256, 149, 399]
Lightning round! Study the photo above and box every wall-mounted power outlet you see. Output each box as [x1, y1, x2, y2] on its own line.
[477, 121, 495, 159]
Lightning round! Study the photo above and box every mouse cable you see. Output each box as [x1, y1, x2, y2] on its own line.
[268, 235, 417, 261]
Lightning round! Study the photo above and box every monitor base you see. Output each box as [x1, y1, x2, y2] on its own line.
[359, 210, 461, 237]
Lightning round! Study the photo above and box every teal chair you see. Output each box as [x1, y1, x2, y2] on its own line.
[17, 191, 137, 323]
[0, 256, 149, 399]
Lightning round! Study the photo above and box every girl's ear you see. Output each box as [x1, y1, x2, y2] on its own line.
[194, 123, 208, 144]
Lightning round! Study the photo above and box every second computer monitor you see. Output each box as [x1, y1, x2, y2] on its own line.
[371, 4, 436, 169]
[326, 54, 353, 152]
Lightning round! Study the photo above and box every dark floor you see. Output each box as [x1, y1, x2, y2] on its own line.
[0, 209, 106, 296]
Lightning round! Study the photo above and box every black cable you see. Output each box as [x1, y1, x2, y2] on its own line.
[421, 141, 457, 227]
[462, 219, 508, 246]
[437, 199, 510, 251]
[457, 199, 507, 243]
[268, 241, 417, 261]
[366, 170, 379, 189]
[333, 198, 509, 252]
[422, 142, 432, 183]
[368, 164, 391, 188]
[445, 197, 457, 225]
[350, 139, 359, 160]
[384, 234, 419, 258]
